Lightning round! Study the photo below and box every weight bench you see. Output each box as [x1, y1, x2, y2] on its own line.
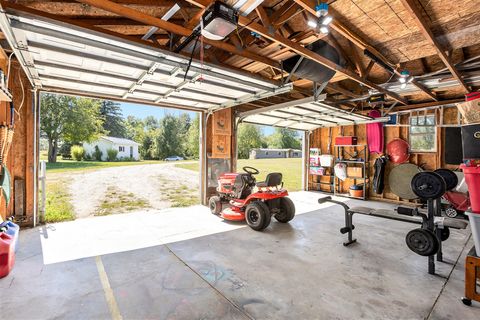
[318, 196, 469, 274]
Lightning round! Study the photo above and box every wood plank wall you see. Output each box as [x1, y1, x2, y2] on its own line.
[0, 58, 36, 223]
[308, 107, 460, 204]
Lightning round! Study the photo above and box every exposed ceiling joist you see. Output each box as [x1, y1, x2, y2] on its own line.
[399, 0, 470, 93]
[236, 17, 408, 104]
[293, 0, 438, 101]
[73, 0, 279, 68]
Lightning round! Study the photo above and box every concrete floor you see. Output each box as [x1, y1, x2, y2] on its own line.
[1, 192, 479, 319]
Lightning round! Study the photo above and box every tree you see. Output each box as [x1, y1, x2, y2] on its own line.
[186, 114, 200, 159]
[237, 124, 264, 159]
[40, 93, 103, 163]
[267, 128, 301, 149]
[153, 115, 184, 160]
[99, 100, 126, 138]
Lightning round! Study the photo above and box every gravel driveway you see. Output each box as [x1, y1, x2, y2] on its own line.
[50, 162, 199, 218]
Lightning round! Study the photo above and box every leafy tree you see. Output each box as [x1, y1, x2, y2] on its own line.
[99, 100, 126, 138]
[40, 93, 103, 163]
[154, 115, 184, 160]
[267, 128, 301, 149]
[237, 124, 264, 159]
[186, 114, 200, 159]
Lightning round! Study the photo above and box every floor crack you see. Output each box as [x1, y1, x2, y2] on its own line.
[164, 243, 254, 320]
[426, 233, 472, 319]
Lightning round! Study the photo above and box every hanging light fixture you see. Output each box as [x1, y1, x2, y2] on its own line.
[399, 69, 414, 88]
[307, 2, 333, 34]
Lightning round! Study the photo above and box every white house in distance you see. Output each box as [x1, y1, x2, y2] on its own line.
[83, 136, 140, 161]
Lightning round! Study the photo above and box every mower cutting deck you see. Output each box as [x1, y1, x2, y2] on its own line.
[209, 166, 295, 231]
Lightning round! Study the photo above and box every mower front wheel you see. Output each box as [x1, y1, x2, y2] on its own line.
[209, 196, 222, 215]
[274, 197, 295, 223]
[245, 201, 271, 231]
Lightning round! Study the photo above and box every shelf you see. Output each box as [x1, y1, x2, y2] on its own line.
[335, 193, 366, 200]
[344, 176, 367, 179]
[336, 160, 364, 164]
[0, 87, 12, 102]
[335, 145, 365, 147]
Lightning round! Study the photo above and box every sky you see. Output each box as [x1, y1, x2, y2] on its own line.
[118, 102, 275, 135]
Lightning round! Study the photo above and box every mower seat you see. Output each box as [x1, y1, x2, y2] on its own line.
[257, 172, 282, 188]
[233, 173, 254, 199]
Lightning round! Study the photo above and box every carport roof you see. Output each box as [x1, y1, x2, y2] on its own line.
[0, 9, 291, 112]
[238, 96, 390, 131]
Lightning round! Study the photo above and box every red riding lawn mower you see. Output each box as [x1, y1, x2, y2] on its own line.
[208, 166, 295, 231]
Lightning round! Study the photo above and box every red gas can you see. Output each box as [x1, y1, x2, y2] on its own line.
[0, 232, 15, 278]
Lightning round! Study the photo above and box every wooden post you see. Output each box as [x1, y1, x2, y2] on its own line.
[199, 112, 208, 205]
[302, 131, 309, 191]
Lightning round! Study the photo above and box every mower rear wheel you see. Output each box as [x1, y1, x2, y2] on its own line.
[209, 196, 222, 215]
[274, 197, 295, 223]
[245, 201, 271, 231]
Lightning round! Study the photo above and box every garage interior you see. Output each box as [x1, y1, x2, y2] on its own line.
[0, 0, 480, 319]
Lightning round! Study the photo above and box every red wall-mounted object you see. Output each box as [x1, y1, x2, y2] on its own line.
[0, 232, 15, 278]
[335, 136, 358, 146]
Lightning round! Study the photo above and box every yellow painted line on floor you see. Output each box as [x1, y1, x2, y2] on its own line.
[95, 256, 123, 320]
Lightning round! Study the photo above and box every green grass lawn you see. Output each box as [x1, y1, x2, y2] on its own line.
[40, 150, 178, 173]
[176, 158, 302, 191]
[44, 178, 76, 223]
[44, 159, 169, 173]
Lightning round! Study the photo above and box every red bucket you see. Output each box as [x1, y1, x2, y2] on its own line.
[460, 165, 480, 213]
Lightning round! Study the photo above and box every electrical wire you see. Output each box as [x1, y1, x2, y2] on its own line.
[183, 34, 200, 81]
[6, 52, 14, 88]
[14, 67, 25, 121]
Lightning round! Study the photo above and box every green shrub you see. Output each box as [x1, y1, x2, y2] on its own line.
[59, 143, 72, 160]
[106, 148, 118, 161]
[93, 145, 103, 161]
[83, 153, 92, 161]
[71, 145, 85, 161]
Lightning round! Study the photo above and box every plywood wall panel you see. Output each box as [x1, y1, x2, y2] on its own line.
[309, 107, 459, 204]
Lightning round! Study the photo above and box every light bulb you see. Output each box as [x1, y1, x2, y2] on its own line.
[322, 15, 333, 25]
[399, 77, 406, 84]
[320, 26, 329, 34]
[401, 83, 407, 89]
[307, 20, 318, 28]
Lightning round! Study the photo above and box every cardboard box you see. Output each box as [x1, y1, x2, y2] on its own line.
[347, 166, 363, 178]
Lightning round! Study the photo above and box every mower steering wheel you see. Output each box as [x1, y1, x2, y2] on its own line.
[243, 166, 259, 175]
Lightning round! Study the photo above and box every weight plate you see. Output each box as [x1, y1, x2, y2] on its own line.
[439, 227, 450, 241]
[405, 228, 440, 256]
[411, 172, 446, 200]
[434, 169, 459, 191]
[389, 164, 424, 200]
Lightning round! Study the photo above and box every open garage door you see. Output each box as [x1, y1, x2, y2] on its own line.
[0, 9, 291, 112]
[238, 96, 390, 131]
[237, 96, 391, 190]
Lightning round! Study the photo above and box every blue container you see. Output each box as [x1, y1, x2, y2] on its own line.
[0, 221, 19, 252]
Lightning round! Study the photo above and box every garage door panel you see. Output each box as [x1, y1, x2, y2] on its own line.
[3, 11, 291, 111]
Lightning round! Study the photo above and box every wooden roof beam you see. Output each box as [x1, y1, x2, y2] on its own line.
[400, 0, 469, 93]
[74, 0, 279, 68]
[293, 0, 438, 101]
[235, 16, 407, 104]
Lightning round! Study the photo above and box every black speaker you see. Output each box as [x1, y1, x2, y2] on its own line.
[445, 127, 463, 164]
[461, 124, 480, 159]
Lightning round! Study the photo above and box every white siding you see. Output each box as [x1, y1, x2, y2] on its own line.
[83, 138, 140, 161]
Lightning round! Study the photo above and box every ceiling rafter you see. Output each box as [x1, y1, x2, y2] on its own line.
[177, 1, 407, 103]
[293, 0, 438, 101]
[73, 0, 280, 68]
[399, 0, 470, 93]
